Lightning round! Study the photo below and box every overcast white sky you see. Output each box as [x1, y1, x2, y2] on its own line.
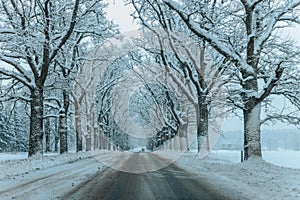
[104, 0, 139, 32]
[104, 1, 300, 42]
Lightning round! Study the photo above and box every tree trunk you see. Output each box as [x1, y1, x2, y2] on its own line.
[45, 118, 51, 152]
[84, 94, 92, 151]
[59, 112, 67, 153]
[178, 123, 188, 151]
[28, 87, 44, 157]
[76, 129, 83, 152]
[241, 60, 262, 159]
[54, 118, 59, 152]
[101, 131, 108, 150]
[86, 135, 91, 151]
[59, 89, 69, 154]
[74, 102, 82, 152]
[243, 103, 262, 160]
[86, 122, 92, 151]
[196, 97, 209, 153]
[94, 133, 99, 150]
[107, 138, 111, 151]
[98, 130, 103, 149]
[94, 126, 99, 150]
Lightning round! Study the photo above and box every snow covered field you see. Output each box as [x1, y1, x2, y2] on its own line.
[263, 150, 300, 169]
[208, 150, 300, 169]
[185, 149, 300, 169]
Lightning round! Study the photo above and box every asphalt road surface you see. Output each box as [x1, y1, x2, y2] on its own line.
[64, 153, 226, 200]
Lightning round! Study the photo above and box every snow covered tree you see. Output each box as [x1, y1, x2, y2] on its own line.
[261, 65, 300, 127]
[0, 0, 117, 156]
[0, 79, 30, 152]
[162, 0, 300, 159]
[95, 56, 133, 151]
[130, 0, 226, 153]
[0, 98, 29, 152]
[0, 112, 13, 152]
[129, 83, 180, 131]
[51, 9, 117, 153]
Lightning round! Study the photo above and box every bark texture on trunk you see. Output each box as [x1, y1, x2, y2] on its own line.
[59, 89, 69, 154]
[94, 127, 99, 150]
[59, 112, 67, 154]
[242, 7, 263, 160]
[28, 87, 44, 157]
[86, 135, 91, 151]
[178, 123, 188, 151]
[45, 118, 51, 152]
[196, 97, 209, 153]
[243, 103, 262, 160]
[98, 131, 103, 149]
[74, 102, 82, 152]
[54, 118, 59, 152]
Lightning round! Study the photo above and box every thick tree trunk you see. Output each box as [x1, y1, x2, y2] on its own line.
[183, 114, 190, 151]
[86, 135, 91, 151]
[44, 118, 51, 152]
[243, 103, 262, 160]
[74, 103, 82, 152]
[196, 97, 209, 153]
[101, 131, 108, 150]
[241, 55, 262, 160]
[107, 138, 111, 151]
[28, 87, 44, 157]
[94, 126, 99, 150]
[59, 112, 67, 153]
[98, 130, 103, 149]
[84, 96, 92, 151]
[75, 120, 82, 152]
[178, 123, 188, 151]
[59, 89, 69, 154]
[54, 118, 59, 152]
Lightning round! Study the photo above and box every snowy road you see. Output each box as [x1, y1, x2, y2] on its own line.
[0, 152, 228, 200]
[63, 153, 226, 200]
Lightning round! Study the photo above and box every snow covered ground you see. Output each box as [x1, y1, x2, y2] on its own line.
[263, 150, 300, 169]
[0, 150, 110, 199]
[177, 150, 300, 200]
[0, 151, 108, 180]
[0, 152, 28, 161]
[0, 150, 299, 199]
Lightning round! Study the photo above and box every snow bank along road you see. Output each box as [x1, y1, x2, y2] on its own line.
[0, 154, 105, 200]
[0, 151, 246, 200]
